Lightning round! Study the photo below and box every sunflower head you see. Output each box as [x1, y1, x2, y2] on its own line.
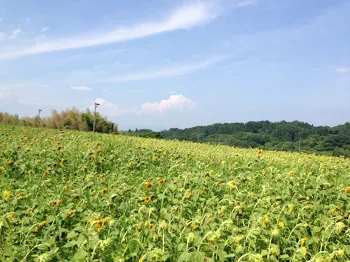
[145, 182, 152, 189]
[50, 200, 61, 206]
[344, 186, 350, 194]
[144, 196, 151, 203]
[29, 170, 35, 175]
[3, 190, 11, 201]
[159, 179, 166, 185]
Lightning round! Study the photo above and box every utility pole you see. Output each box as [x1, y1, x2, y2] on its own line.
[93, 102, 100, 141]
[37, 109, 42, 127]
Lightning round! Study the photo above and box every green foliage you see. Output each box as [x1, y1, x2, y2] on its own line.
[140, 132, 164, 139]
[0, 108, 118, 134]
[161, 121, 350, 157]
[0, 124, 349, 261]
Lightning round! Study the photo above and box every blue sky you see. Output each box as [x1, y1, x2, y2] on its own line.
[0, 0, 349, 130]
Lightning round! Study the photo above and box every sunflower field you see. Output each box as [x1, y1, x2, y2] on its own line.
[0, 124, 349, 261]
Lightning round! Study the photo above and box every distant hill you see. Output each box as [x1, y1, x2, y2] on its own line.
[131, 121, 350, 157]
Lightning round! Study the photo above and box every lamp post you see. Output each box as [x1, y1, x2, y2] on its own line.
[37, 109, 42, 127]
[93, 102, 100, 140]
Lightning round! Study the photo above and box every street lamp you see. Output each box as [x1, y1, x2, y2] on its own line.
[93, 102, 100, 140]
[37, 109, 42, 127]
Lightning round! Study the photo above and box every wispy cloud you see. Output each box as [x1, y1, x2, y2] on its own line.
[40, 27, 49, 33]
[139, 94, 196, 114]
[10, 28, 21, 39]
[336, 67, 350, 73]
[0, 2, 218, 60]
[90, 98, 135, 116]
[71, 85, 93, 91]
[236, 0, 256, 8]
[0, 32, 7, 40]
[90, 95, 196, 116]
[101, 57, 224, 83]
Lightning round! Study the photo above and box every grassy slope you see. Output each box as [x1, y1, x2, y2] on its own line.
[0, 125, 349, 261]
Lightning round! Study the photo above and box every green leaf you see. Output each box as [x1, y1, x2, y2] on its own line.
[63, 240, 77, 248]
[70, 248, 88, 261]
[235, 244, 244, 254]
[261, 250, 269, 256]
[279, 254, 289, 260]
[177, 251, 190, 262]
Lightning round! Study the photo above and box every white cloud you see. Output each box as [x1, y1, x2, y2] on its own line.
[71, 85, 93, 91]
[41, 27, 49, 33]
[10, 28, 21, 39]
[102, 57, 224, 83]
[90, 98, 135, 116]
[336, 67, 350, 74]
[0, 2, 218, 60]
[138, 94, 196, 114]
[236, 0, 256, 8]
[0, 32, 7, 40]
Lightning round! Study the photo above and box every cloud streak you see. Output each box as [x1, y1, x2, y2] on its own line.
[90, 94, 196, 117]
[336, 67, 350, 74]
[71, 86, 93, 91]
[0, 2, 217, 60]
[101, 57, 224, 83]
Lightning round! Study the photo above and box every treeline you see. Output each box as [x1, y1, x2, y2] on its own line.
[130, 121, 350, 157]
[121, 129, 164, 139]
[0, 108, 118, 133]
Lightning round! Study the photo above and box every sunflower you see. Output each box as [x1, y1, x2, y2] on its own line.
[43, 170, 49, 176]
[145, 182, 152, 189]
[153, 155, 158, 161]
[64, 210, 77, 219]
[279, 221, 285, 229]
[337, 250, 345, 259]
[109, 183, 116, 189]
[144, 196, 152, 203]
[190, 224, 199, 230]
[344, 186, 350, 194]
[6, 159, 14, 165]
[184, 193, 191, 200]
[3, 190, 10, 201]
[101, 189, 108, 196]
[148, 222, 154, 230]
[72, 194, 80, 200]
[136, 222, 144, 232]
[33, 220, 48, 233]
[29, 170, 35, 175]
[24, 148, 32, 152]
[159, 179, 166, 185]
[50, 200, 61, 206]
[56, 146, 62, 151]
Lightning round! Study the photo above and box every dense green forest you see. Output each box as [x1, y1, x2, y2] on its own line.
[130, 121, 350, 157]
[0, 108, 117, 134]
[2, 110, 349, 157]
